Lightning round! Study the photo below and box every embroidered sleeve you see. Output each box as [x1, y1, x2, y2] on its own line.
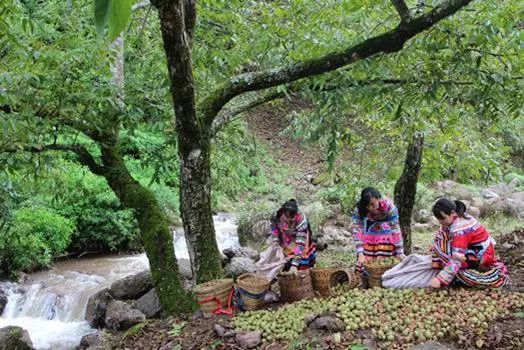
[351, 208, 365, 255]
[435, 257, 461, 286]
[432, 228, 460, 285]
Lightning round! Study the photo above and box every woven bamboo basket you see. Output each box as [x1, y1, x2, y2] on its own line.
[236, 273, 271, 311]
[193, 278, 234, 315]
[364, 264, 397, 288]
[311, 267, 335, 297]
[331, 268, 361, 290]
[311, 267, 360, 296]
[278, 269, 314, 302]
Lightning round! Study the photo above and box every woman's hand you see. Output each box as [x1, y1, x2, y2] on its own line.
[289, 265, 298, 276]
[357, 254, 366, 264]
[429, 277, 441, 289]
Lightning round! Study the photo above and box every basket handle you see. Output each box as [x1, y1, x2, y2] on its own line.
[198, 288, 235, 316]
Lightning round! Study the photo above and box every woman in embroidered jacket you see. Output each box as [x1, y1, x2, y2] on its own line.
[270, 199, 316, 275]
[429, 198, 509, 288]
[352, 187, 404, 273]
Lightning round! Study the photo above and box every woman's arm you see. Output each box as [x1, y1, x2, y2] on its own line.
[432, 228, 461, 286]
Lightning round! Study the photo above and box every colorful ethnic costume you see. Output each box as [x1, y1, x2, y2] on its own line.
[432, 215, 509, 288]
[352, 198, 404, 272]
[271, 209, 316, 270]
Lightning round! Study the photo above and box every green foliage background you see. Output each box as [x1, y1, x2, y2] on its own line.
[0, 0, 522, 274]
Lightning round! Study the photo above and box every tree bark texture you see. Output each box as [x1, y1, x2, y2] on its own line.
[394, 133, 424, 255]
[154, 0, 222, 283]
[100, 140, 193, 313]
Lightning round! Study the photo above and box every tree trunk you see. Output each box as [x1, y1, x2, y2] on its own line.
[100, 140, 193, 313]
[178, 136, 222, 283]
[394, 132, 424, 255]
[154, 0, 222, 283]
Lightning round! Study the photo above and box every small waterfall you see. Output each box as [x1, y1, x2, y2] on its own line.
[0, 214, 239, 349]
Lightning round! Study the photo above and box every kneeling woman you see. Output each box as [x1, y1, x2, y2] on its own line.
[429, 198, 509, 288]
[352, 187, 404, 275]
[270, 199, 317, 275]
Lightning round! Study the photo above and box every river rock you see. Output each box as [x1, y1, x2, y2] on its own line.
[320, 225, 351, 245]
[0, 288, 7, 315]
[307, 315, 345, 332]
[222, 247, 260, 262]
[135, 288, 161, 318]
[85, 288, 113, 328]
[214, 324, 227, 337]
[109, 270, 152, 300]
[237, 211, 272, 245]
[0, 326, 34, 350]
[225, 257, 256, 278]
[104, 300, 145, 331]
[508, 191, 524, 218]
[235, 331, 262, 349]
[433, 180, 475, 201]
[77, 330, 113, 350]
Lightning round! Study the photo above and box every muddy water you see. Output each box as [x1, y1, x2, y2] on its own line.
[0, 213, 238, 349]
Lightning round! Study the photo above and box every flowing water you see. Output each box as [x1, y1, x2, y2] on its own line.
[0, 213, 239, 349]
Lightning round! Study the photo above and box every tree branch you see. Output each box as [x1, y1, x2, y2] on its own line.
[200, 0, 474, 127]
[1, 144, 105, 176]
[211, 89, 286, 135]
[315, 77, 476, 92]
[391, 0, 412, 23]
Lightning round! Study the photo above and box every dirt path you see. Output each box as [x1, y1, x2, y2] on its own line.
[245, 99, 326, 202]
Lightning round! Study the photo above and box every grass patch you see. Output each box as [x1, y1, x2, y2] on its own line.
[122, 322, 148, 340]
[482, 213, 523, 238]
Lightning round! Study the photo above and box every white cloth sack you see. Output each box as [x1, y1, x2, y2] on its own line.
[254, 245, 288, 281]
[382, 254, 439, 289]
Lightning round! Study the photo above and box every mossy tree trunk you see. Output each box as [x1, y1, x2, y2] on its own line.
[394, 133, 424, 255]
[100, 138, 193, 313]
[153, 0, 223, 283]
[8, 136, 195, 313]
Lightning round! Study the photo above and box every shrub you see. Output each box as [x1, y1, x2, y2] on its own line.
[0, 206, 74, 273]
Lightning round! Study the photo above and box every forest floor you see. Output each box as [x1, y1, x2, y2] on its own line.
[117, 102, 524, 350]
[118, 229, 524, 350]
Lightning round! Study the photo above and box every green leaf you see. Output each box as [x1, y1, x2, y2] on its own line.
[94, 0, 110, 36]
[108, 0, 133, 40]
[94, 0, 133, 40]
